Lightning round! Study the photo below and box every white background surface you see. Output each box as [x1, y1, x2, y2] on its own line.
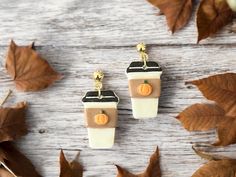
[0, 0, 236, 176]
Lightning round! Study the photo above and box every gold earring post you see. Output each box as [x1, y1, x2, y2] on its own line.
[137, 43, 148, 69]
[93, 70, 104, 99]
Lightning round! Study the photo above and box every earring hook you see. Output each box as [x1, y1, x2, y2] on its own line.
[93, 70, 104, 99]
[137, 43, 148, 69]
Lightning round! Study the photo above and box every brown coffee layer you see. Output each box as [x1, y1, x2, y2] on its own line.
[128, 79, 161, 98]
[85, 108, 118, 128]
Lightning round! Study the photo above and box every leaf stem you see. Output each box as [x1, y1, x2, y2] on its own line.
[0, 161, 17, 177]
[192, 145, 228, 161]
[0, 90, 12, 106]
[192, 146, 215, 161]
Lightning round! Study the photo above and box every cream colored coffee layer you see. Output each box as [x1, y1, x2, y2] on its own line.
[131, 98, 159, 119]
[227, 0, 236, 11]
[87, 128, 115, 149]
[127, 71, 162, 80]
[83, 102, 118, 108]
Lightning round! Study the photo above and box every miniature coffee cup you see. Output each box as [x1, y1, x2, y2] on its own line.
[82, 71, 119, 148]
[126, 43, 162, 119]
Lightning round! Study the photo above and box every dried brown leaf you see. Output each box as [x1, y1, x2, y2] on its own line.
[176, 103, 227, 131]
[214, 116, 236, 146]
[189, 73, 236, 116]
[192, 160, 236, 177]
[147, 0, 193, 33]
[197, 0, 234, 43]
[59, 150, 83, 177]
[6, 40, 62, 91]
[0, 169, 13, 177]
[116, 146, 161, 177]
[192, 147, 236, 177]
[0, 142, 41, 177]
[0, 102, 27, 142]
[178, 73, 236, 146]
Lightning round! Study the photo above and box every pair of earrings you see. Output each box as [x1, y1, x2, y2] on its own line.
[82, 43, 163, 149]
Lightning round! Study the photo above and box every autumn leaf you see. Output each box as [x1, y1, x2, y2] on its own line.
[177, 73, 236, 146]
[0, 101, 27, 142]
[146, 0, 236, 41]
[0, 142, 42, 177]
[191, 147, 236, 177]
[0, 90, 41, 177]
[214, 116, 236, 146]
[59, 150, 83, 177]
[193, 160, 236, 177]
[147, 0, 193, 33]
[176, 103, 227, 131]
[116, 146, 161, 177]
[197, 0, 234, 43]
[189, 73, 236, 116]
[6, 40, 62, 92]
[0, 168, 13, 177]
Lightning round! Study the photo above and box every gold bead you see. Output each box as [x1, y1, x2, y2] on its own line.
[93, 70, 104, 81]
[136, 43, 146, 52]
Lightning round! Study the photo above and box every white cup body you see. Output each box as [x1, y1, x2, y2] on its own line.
[127, 71, 162, 119]
[83, 102, 118, 149]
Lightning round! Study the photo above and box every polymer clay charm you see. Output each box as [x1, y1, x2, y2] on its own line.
[82, 71, 119, 149]
[126, 43, 162, 119]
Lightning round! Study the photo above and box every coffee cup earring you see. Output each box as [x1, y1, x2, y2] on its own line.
[126, 43, 162, 119]
[82, 71, 119, 149]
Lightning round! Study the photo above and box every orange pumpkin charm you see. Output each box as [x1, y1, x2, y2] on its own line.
[137, 80, 152, 96]
[94, 112, 109, 125]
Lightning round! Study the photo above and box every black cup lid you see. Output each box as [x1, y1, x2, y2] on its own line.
[82, 90, 119, 102]
[126, 61, 162, 73]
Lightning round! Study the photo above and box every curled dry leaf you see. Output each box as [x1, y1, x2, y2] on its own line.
[177, 73, 236, 146]
[147, 0, 193, 33]
[116, 146, 161, 177]
[0, 142, 42, 177]
[192, 147, 236, 177]
[0, 91, 41, 177]
[0, 102, 27, 142]
[59, 150, 83, 177]
[146, 0, 236, 42]
[197, 0, 234, 43]
[6, 40, 62, 92]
